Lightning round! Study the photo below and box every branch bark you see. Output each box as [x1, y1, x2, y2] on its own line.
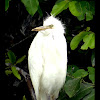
[16, 66, 36, 100]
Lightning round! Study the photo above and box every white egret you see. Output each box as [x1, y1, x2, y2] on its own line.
[28, 15, 67, 100]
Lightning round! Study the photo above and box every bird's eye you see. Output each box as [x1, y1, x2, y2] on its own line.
[48, 24, 54, 28]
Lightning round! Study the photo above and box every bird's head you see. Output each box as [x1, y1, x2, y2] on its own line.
[31, 16, 65, 36]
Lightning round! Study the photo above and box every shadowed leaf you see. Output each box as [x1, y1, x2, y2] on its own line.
[7, 50, 16, 64]
[64, 78, 81, 97]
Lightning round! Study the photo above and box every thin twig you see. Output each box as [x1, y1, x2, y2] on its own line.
[6, 32, 36, 50]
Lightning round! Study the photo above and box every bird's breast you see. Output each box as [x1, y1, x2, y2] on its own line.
[40, 34, 67, 95]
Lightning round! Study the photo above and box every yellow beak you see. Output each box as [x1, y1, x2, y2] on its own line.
[31, 24, 53, 31]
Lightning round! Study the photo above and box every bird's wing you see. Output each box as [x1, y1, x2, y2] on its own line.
[39, 34, 67, 99]
[28, 32, 43, 100]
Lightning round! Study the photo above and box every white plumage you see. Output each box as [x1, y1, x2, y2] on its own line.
[28, 16, 67, 100]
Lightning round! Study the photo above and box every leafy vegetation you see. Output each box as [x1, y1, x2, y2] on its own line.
[70, 27, 95, 50]
[5, 50, 26, 80]
[51, 0, 95, 21]
[5, 0, 95, 99]
[5, 0, 43, 16]
[62, 65, 95, 100]
[22, 95, 27, 100]
[51, 0, 95, 99]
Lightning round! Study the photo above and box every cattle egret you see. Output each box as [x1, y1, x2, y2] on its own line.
[28, 15, 67, 100]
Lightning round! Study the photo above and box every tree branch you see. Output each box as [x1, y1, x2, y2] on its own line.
[16, 66, 36, 100]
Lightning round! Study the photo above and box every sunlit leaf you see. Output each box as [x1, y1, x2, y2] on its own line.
[70, 31, 90, 50]
[76, 1, 86, 21]
[77, 14, 85, 21]
[86, 11, 93, 21]
[86, 27, 90, 31]
[21, 0, 39, 16]
[69, 1, 95, 21]
[88, 67, 95, 84]
[23, 95, 26, 100]
[16, 55, 26, 64]
[51, 0, 69, 16]
[72, 69, 88, 78]
[11, 66, 21, 80]
[89, 33, 95, 49]
[69, 1, 81, 17]
[81, 32, 95, 50]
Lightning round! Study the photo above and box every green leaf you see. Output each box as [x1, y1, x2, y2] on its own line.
[64, 78, 81, 98]
[89, 33, 95, 49]
[85, 2, 95, 21]
[7, 50, 16, 64]
[90, 1, 95, 15]
[75, 1, 87, 21]
[21, 0, 39, 16]
[77, 14, 85, 21]
[85, 1, 94, 21]
[5, 0, 10, 11]
[86, 11, 93, 21]
[72, 69, 88, 78]
[88, 67, 95, 84]
[86, 27, 90, 32]
[83, 89, 95, 100]
[70, 83, 94, 100]
[69, 1, 81, 17]
[5, 59, 11, 63]
[67, 65, 79, 75]
[5, 70, 12, 75]
[68, 1, 95, 21]
[16, 55, 26, 64]
[37, 6, 43, 17]
[23, 95, 26, 100]
[5, 59, 11, 66]
[81, 32, 95, 50]
[70, 1, 95, 21]
[70, 31, 90, 50]
[67, 65, 79, 81]
[11, 66, 21, 80]
[51, 0, 69, 16]
[77, 1, 88, 14]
